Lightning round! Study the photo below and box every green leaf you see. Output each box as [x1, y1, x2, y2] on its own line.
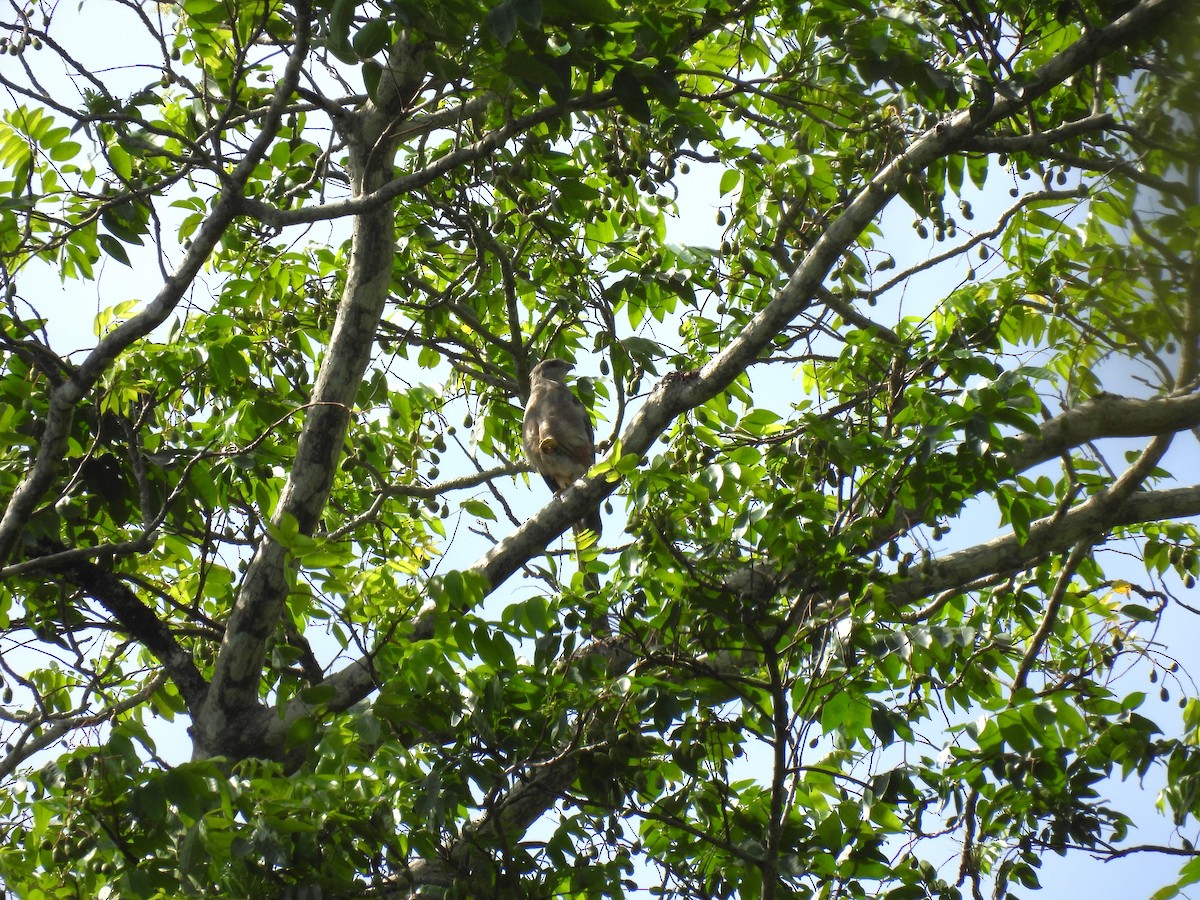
[543, 0, 619, 24]
[641, 66, 680, 107]
[362, 59, 382, 102]
[326, 0, 358, 62]
[285, 714, 317, 751]
[299, 683, 337, 705]
[49, 140, 81, 162]
[475, 625, 516, 669]
[1121, 603, 1158, 622]
[487, 0, 519, 45]
[514, 0, 542, 27]
[613, 66, 651, 122]
[98, 234, 132, 266]
[352, 18, 391, 58]
[462, 499, 496, 520]
[439, 570, 465, 608]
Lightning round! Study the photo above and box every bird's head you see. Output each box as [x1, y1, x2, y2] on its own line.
[531, 358, 575, 383]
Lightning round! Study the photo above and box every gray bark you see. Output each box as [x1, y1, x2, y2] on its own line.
[191, 33, 424, 760]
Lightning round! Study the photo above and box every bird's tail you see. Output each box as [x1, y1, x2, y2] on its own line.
[576, 507, 602, 540]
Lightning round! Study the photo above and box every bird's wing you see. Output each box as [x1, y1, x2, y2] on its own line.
[542, 384, 595, 464]
[523, 381, 595, 490]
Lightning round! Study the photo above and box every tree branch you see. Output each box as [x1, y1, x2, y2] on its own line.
[472, 0, 1186, 593]
[885, 484, 1200, 609]
[0, 672, 168, 780]
[0, 0, 315, 566]
[1008, 391, 1200, 473]
[302, 0, 1194, 740]
[233, 91, 617, 229]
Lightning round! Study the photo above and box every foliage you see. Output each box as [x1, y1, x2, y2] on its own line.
[0, 0, 1199, 896]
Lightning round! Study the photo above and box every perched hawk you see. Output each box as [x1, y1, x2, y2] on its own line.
[522, 358, 602, 536]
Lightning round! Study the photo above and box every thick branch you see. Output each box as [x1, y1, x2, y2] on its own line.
[961, 113, 1116, 153]
[289, 3, 1192, 752]
[194, 31, 431, 759]
[1008, 391, 1200, 473]
[303, 0, 1190, 720]
[886, 484, 1200, 609]
[54, 552, 208, 710]
[234, 91, 617, 229]
[473, 0, 1186, 592]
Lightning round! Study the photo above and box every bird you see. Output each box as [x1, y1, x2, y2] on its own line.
[522, 358, 602, 537]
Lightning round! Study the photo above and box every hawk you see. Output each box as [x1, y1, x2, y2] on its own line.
[522, 358, 602, 536]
